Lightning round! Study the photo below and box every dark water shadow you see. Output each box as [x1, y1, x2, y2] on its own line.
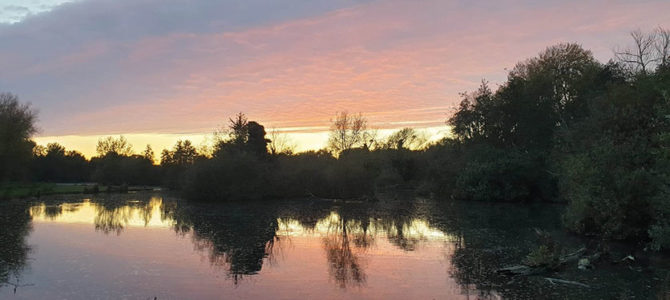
[0, 200, 32, 294]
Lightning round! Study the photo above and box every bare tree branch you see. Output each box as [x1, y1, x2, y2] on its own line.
[655, 26, 670, 67]
[615, 28, 670, 74]
[328, 111, 369, 154]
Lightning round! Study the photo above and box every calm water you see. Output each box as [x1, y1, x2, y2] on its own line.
[0, 192, 668, 299]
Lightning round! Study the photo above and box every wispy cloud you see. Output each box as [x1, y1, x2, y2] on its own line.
[0, 0, 78, 24]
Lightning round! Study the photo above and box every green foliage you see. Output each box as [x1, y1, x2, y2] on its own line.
[443, 38, 670, 250]
[556, 58, 670, 247]
[524, 245, 557, 267]
[454, 146, 555, 202]
[559, 137, 658, 239]
[523, 229, 561, 267]
[444, 44, 602, 203]
[0, 182, 106, 199]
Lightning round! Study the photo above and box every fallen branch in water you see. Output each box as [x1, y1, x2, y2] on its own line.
[544, 277, 590, 288]
[496, 247, 588, 276]
[4, 281, 35, 294]
[496, 265, 548, 276]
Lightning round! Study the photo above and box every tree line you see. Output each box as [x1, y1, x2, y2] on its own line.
[1, 28, 668, 250]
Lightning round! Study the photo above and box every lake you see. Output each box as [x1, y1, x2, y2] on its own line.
[0, 192, 668, 299]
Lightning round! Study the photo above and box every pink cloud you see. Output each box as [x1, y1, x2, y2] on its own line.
[7, 0, 669, 138]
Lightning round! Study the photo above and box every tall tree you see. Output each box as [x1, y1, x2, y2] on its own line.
[161, 140, 198, 166]
[0, 93, 37, 181]
[143, 144, 155, 163]
[213, 113, 270, 157]
[228, 112, 248, 146]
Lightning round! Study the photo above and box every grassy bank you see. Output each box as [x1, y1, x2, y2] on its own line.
[0, 183, 157, 199]
[0, 183, 97, 199]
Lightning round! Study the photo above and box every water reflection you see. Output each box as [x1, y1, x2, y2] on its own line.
[320, 213, 368, 288]
[26, 194, 452, 289]
[178, 208, 279, 282]
[30, 195, 171, 234]
[0, 200, 32, 293]
[16, 193, 668, 298]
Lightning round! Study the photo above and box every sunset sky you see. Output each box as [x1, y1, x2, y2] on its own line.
[2, 0, 669, 157]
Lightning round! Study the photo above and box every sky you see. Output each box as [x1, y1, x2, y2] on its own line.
[1, 0, 669, 157]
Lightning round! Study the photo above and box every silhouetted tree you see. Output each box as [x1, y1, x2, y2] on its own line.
[655, 27, 670, 67]
[160, 140, 200, 189]
[615, 27, 670, 74]
[328, 111, 369, 154]
[267, 128, 295, 155]
[90, 137, 157, 186]
[246, 121, 270, 157]
[213, 113, 270, 157]
[96, 136, 133, 156]
[383, 127, 426, 150]
[32, 143, 89, 182]
[449, 81, 494, 142]
[446, 43, 601, 202]
[0, 93, 37, 181]
[228, 112, 248, 146]
[143, 144, 154, 163]
[161, 140, 198, 166]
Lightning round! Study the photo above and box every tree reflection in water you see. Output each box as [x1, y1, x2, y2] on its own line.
[0, 200, 32, 293]
[93, 195, 160, 235]
[30, 194, 164, 235]
[320, 213, 368, 288]
[25, 193, 453, 289]
[276, 199, 451, 289]
[162, 201, 281, 284]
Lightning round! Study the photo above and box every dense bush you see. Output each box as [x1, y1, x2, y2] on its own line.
[90, 153, 158, 185]
[32, 143, 90, 182]
[270, 150, 337, 198]
[557, 67, 670, 247]
[441, 36, 670, 249]
[183, 148, 384, 202]
[453, 146, 555, 202]
[183, 151, 271, 202]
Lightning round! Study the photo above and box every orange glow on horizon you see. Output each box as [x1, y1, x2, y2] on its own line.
[33, 126, 449, 159]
